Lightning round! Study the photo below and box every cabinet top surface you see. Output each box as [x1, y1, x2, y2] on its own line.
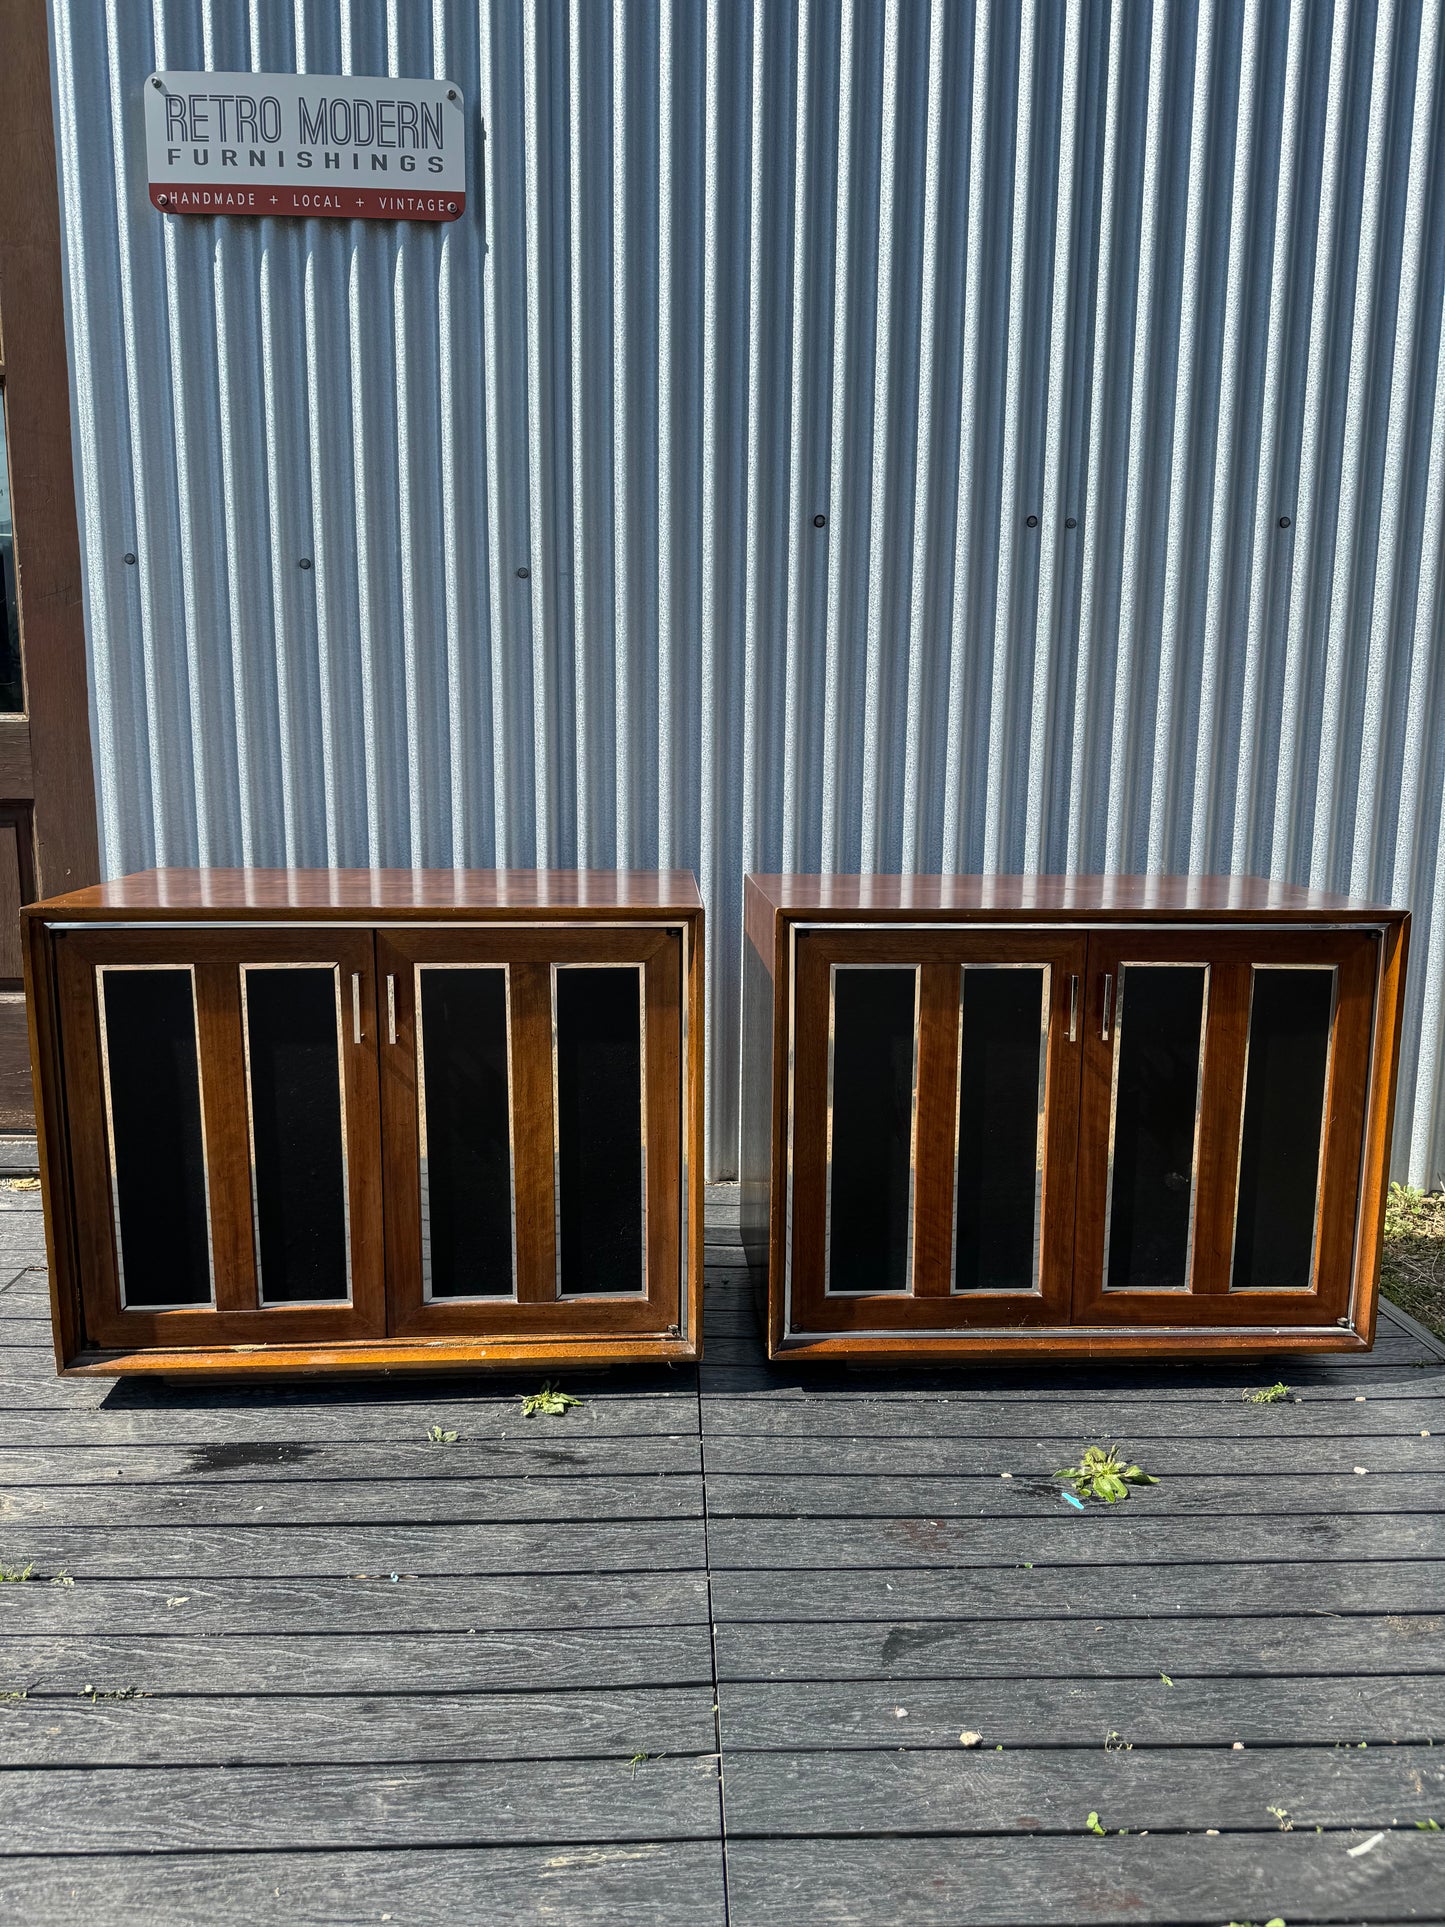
[31, 868, 704, 918]
[746, 872, 1404, 919]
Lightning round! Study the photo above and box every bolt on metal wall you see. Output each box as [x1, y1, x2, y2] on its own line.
[48, 0, 1445, 1182]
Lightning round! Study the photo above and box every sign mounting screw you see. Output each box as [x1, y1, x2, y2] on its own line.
[151, 76, 163, 90]
[447, 87, 459, 102]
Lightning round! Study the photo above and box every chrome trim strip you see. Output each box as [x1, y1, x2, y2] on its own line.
[98, 963, 217, 1312]
[1100, 961, 1210, 1293]
[386, 973, 397, 1045]
[241, 962, 354, 1310]
[416, 962, 519, 1305]
[1227, 963, 1338, 1293]
[949, 963, 1050, 1297]
[551, 961, 649, 1300]
[823, 963, 920, 1297]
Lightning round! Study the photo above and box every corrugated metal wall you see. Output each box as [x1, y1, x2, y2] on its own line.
[47, 0, 1445, 1183]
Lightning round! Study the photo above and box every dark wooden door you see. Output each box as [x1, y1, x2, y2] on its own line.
[378, 925, 684, 1339]
[1072, 927, 1380, 1329]
[0, 2, 101, 1128]
[54, 926, 385, 1349]
[786, 926, 1085, 1336]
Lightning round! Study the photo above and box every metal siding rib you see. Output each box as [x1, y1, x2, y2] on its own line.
[46, 0, 1445, 1184]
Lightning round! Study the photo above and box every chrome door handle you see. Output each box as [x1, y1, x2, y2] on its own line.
[386, 973, 397, 1045]
[1100, 972, 1113, 1042]
[1068, 974, 1078, 1043]
[351, 972, 363, 1044]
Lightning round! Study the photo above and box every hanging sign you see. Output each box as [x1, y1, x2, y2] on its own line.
[145, 71, 466, 222]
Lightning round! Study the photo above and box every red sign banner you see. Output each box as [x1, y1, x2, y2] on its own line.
[149, 184, 465, 222]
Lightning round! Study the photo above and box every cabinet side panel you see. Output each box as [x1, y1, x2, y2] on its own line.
[740, 928, 774, 1275]
[1355, 914, 1410, 1346]
[25, 917, 80, 1369]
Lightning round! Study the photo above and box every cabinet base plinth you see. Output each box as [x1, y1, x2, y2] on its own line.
[772, 1326, 1370, 1364]
[62, 1333, 699, 1379]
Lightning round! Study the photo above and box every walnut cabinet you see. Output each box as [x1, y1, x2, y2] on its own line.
[742, 875, 1408, 1361]
[26, 870, 703, 1376]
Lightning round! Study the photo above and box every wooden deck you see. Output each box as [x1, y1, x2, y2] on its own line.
[1, 1179, 1443, 1923]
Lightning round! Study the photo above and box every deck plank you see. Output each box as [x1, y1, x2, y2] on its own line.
[0, 1845, 729, 1925]
[1, 1473, 703, 1526]
[700, 1392, 1445, 1436]
[711, 1559, 1445, 1619]
[0, 1395, 698, 1442]
[714, 1614, 1445, 1681]
[724, 1833, 1442, 1925]
[707, 1511, 1445, 1566]
[0, 1571, 711, 1634]
[0, 1436, 704, 1482]
[0, 1686, 717, 1766]
[0, 1627, 715, 1695]
[0, 1518, 707, 1576]
[704, 1433, 1441, 1473]
[720, 1674, 1445, 1749]
[721, 1744, 1445, 1835]
[0, 1757, 724, 1852]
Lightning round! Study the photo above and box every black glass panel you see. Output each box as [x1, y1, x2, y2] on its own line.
[1106, 965, 1207, 1291]
[245, 968, 348, 1303]
[102, 968, 210, 1307]
[1232, 968, 1334, 1291]
[828, 968, 916, 1293]
[556, 967, 644, 1293]
[419, 967, 513, 1297]
[955, 968, 1045, 1291]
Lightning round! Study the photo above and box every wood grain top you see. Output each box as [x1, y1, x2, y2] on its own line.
[743, 872, 1405, 964]
[29, 868, 704, 919]
[747, 870, 1400, 917]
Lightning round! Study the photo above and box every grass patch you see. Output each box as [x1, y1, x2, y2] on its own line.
[1381, 1184, 1445, 1340]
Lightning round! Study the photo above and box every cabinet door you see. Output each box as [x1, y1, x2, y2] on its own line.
[378, 926, 684, 1338]
[786, 928, 1085, 1335]
[1072, 928, 1378, 1328]
[55, 927, 386, 1350]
